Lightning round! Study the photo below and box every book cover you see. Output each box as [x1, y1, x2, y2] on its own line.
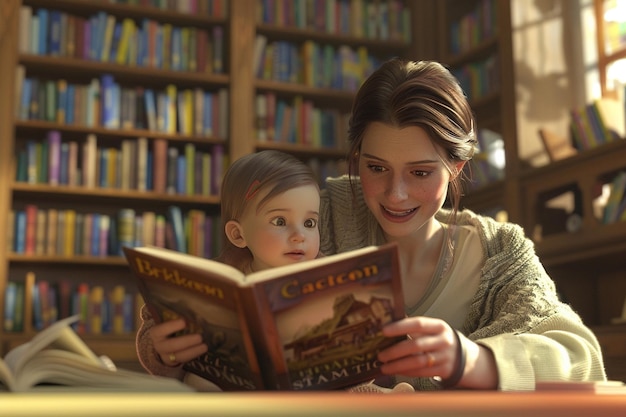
[123, 242, 405, 391]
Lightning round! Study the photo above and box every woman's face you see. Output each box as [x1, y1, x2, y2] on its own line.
[358, 122, 462, 240]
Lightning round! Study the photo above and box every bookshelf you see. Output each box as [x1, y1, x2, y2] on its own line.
[435, 0, 626, 381]
[435, 0, 521, 223]
[0, 0, 231, 370]
[0, 0, 422, 370]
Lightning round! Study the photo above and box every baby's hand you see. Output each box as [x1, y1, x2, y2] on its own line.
[149, 318, 208, 366]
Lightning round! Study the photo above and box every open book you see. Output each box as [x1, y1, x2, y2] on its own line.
[123, 243, 405, 391]
[0, 315, 193, 392]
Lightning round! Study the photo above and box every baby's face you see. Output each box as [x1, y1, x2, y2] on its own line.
[240, 184, 320, 271]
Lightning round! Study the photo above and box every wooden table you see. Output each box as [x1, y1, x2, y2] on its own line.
[2, 391, 626, 417]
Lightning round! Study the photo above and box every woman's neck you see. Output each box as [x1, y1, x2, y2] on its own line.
[386, 219, 446, 308]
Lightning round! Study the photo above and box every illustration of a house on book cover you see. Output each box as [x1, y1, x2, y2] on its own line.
[283, 293, 394, 369]
[267, 279, 401, 390]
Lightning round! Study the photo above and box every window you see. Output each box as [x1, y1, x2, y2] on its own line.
[595, 0, 626, 96]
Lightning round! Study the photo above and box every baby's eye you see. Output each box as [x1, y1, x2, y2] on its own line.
[367, 164, 387, 173]
[304, 218, 318, 228]
[270, 217, 287, 226]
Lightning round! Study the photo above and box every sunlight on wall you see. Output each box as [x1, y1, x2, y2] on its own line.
[511, 0, 600, 167]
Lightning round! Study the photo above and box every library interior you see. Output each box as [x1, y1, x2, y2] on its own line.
[1, 0, 626, 411]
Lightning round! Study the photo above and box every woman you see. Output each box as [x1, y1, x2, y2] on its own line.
[321, 58, 606, 390]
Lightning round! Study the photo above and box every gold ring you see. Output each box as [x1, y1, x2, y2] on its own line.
[168, 353, 177, 363]
[426, 352, 435, 367]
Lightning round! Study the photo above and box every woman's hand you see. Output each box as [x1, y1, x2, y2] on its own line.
[377, 316, 498, 389]
[149, 318, 208, 367]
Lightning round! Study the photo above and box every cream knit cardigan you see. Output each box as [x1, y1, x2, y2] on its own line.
[136, 176, 607, 390]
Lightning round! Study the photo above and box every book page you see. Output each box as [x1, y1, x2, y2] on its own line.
[0, 358, 16, 391]
[14, 349, 193, 392]
[4, 315, 102, 375]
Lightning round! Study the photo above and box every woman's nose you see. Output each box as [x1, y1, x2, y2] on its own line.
[386, 175, 408, 202]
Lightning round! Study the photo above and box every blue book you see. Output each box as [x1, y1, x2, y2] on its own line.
[48, 10, 62, 55]
[167, 205, 186, 253]
[108, 22, 123, 63]
[31, 281, 44, 331]
[4, 282, 17, 332]
[98, 149, 108, 188]
[144, 88, 157, 131]
[59, 142, 69, 185]
[146, 151, 154, 191]
[19, 77, 32, 120]
[65, 83, 75, 124]
[100, 74, 117, 129]
[36, 8, 48, 55]
[91, 213, 101, 256]
[176, 154, 186, 195]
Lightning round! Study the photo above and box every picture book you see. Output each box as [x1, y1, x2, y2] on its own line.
[0, 315, 193, 392]
[123, 243, 405, 391]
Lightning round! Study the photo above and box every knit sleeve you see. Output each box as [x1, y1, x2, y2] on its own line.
[464, 215, 606, 390]
[135, 304, 186, 380]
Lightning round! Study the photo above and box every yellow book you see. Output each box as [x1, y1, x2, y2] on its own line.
[110, 285, 126, 335]
[115, 18, 134, 65]
[63, 209, 76, 256]
[56, 79, 67, 124]
[100, 15, 116, 62]
[89, 286, 104, 335]
[166, 84, 177, 133]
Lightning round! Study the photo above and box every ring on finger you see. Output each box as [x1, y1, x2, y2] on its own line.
[168, 352, 177, 363]
[426, 352, 435, 367]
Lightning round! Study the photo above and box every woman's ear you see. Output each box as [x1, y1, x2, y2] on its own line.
[451, 160, 467, 180]
[225, 220, 247, 248]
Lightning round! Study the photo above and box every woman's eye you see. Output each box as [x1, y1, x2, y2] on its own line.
[270, 217, 286, 226]
[367, 164, 387, 173]
[304, 218, 318, 228]
[412, 170, 431, 177]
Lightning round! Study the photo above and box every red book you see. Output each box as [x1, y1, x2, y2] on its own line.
[24, 204, 38, 255]
[152, 138, 168, 194]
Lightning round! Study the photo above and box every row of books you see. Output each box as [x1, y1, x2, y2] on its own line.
[16, 70, 229, 138]
[253, 36, 384, 91]
[15, 132, 226, 197]
[569, 97, 625, 152]
[8, 205, 221, 259]
[96, 0, 229, 17]
[18, 6, 224, 73]
[257, 0, 412, 42]
[3, 272, 140, 334]
[449, 0, 497, 55]
[602, 170, 626, 224]
[451, 54, 500, 102]
[255, 93, 350, 148]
